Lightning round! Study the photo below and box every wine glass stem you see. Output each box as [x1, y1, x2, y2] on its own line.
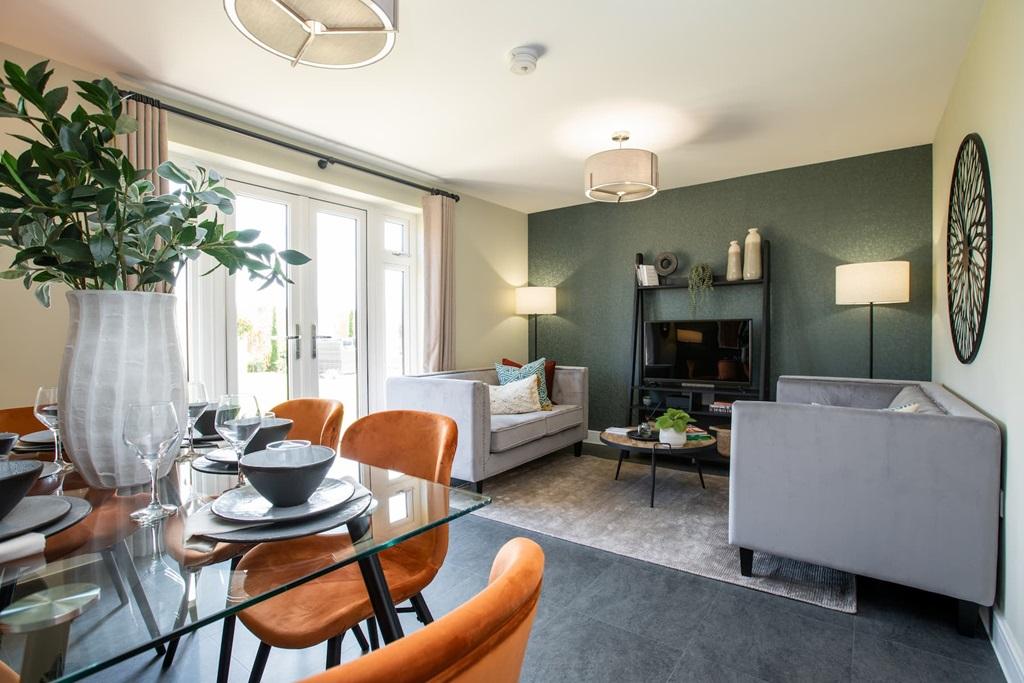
[53, 427, 62, 465]
[187, 422, 197, 456]
[148, 459, 159, 508]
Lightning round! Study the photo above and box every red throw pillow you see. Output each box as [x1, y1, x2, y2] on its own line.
[501, 358, 557, 404]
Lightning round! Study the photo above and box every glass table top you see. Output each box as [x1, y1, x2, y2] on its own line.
[0, 455, 490, 682]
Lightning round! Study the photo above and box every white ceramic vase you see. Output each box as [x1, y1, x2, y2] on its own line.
[658, 428, 687, 448]
[726, 240, 742, 281]
[743, 228, 762, 280]
[59, 291, 186, 488]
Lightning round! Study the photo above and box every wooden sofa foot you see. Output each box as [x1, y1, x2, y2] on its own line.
[739, 548, 753, 577]
[957, 600, 979, 637]
[573, 441, 583, 457]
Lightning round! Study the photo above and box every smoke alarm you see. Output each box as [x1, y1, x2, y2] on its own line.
[509, 46, 539, 75]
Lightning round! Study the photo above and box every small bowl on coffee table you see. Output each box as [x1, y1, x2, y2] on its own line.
[239, 440, 335, 507]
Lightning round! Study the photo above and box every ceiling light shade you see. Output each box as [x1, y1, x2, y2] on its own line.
[515, 287, 557, 315]
[584, 132, 658, 203]
[835, 261, 910, 305]
[224, 0, 397, 69]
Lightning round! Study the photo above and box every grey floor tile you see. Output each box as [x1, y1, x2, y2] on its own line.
[855, 578, 996, 666]
[715, 580, 856, 629]
[668, 650, 769, 682]
[852, 632, 1004, 682]
[689, 584, 854, 682]
[566, 559, 720, 647]
[521, 608, 682, 683]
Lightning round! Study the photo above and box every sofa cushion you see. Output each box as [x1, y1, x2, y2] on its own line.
[495, 359, 552, 409]
[490, 412, 548, 452]
[887, 386, 945, 415]
[489, 375, 542, 415]
[544, 404, 582, 435]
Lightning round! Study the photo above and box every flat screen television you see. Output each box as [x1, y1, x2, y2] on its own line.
[643, 319, 753, 387]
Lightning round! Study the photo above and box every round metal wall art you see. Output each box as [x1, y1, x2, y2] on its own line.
[654, 252, 678, 276]
[946, 132, 993, 364]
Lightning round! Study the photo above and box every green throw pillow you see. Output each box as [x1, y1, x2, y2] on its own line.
[495, 358, 552, 410]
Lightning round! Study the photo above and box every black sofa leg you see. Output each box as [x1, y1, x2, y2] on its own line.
[475, 480, 484, 494]
[573, 441, 583, 457]
[957, 600, 979, 637]
[739, 548, 753, 577]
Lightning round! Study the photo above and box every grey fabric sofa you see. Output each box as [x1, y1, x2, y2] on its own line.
[729, 375, 1001, 633]
[386, 366, 588, 490]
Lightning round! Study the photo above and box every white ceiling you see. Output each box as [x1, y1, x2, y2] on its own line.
[0, 0, 983, 213]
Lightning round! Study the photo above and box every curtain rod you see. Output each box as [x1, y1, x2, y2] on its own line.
[120, 90, 460, 202]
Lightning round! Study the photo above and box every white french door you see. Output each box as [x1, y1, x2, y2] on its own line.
[220, 182, 369, 428]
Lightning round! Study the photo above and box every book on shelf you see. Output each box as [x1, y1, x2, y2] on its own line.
[636, 264, 659, 286]
[708, 401, 734, 414]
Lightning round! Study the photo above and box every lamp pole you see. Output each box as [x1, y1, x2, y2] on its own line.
[531, 313, 539, 362]
[868, 302, 874, 379]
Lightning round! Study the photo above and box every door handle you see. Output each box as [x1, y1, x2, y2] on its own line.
[311, 323, 333, 360]
[286, 323, 301, 360]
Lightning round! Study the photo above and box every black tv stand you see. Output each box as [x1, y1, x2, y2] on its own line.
[626, 241, 771, 427]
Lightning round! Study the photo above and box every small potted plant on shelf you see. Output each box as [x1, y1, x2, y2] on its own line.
[654, 408, 696, 447]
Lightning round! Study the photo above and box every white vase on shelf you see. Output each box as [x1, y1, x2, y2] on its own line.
[743, 228, 762, 280]
[726, 240, 742, 281]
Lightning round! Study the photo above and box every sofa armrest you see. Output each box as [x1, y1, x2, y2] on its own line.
[386, 376, 490, 482]
[728, 400, 1001, 604]
[551, 366, 588, 433]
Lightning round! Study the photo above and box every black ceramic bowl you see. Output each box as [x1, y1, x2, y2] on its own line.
[0, 432, 17, 456]
[239, 444, 334, 507]
[244, 418, 294, 454]
[194, 408, 217, 438]
[0, 461, 43, 520]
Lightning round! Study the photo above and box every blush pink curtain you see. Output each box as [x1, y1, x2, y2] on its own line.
[422, 194, 456, 371]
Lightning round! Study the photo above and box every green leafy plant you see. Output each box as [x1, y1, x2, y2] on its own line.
[0, 60, 310, 306]
[654, 408, 696, 432]
[688, 262, 714, 314]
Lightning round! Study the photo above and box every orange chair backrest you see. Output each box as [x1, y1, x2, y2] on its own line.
[340, 410, 457, 484]
[0, 406, 44, 436]
[271, 398, 344, 450]
[300, 537, 544, 683]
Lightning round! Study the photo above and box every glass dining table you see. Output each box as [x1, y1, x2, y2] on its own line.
[0, 454, 490, 682]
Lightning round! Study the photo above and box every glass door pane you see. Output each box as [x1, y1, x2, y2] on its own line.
[232, 194, 291, 412]
[383, 267, 408, 378]
[313, 208, 361, 431]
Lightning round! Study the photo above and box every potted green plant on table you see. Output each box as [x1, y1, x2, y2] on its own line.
[654, 408, 696, 448]
[0, 61, 309, 488]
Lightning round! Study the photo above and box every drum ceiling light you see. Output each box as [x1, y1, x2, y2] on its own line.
[584, 131, 659, 203]
[224, 0, 397, 69]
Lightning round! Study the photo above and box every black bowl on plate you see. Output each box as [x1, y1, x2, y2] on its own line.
[244, 418, 294, 454]
[239, 445, 334, 507]
[0, 432, 17, 456]
[0, 461, 43, 520]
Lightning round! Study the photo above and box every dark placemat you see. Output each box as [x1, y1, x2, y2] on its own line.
[0, 497, 72, 542]
[36, 497, 92, 537]
[191, 456, 239, 475]
[198, 493, 375, 543]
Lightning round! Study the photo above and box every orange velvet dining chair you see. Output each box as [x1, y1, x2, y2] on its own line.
[270, 398, 344, 450]
[299, 537, 545, 683]
[224, 410, 458, 682]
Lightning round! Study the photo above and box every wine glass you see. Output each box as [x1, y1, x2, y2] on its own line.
[34, 386, 74, 473]
[123, 401, 180, 525]
[179, 382, 209, 462]
[215, 394, 261, 476]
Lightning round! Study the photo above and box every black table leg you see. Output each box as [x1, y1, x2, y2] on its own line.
[355, 554, 404, 643]
[650, 448, 658, 508]
[695, 459, 706, 489]
[615, 450, 627, 480]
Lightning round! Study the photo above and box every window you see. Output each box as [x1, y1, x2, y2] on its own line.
[384, 219, 408, 255]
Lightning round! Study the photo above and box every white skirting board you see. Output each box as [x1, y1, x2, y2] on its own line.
[585, 429, 603, 445]
[993, 611, 1024, 683]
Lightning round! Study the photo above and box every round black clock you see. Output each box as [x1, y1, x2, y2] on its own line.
[946, 133, 993, 364]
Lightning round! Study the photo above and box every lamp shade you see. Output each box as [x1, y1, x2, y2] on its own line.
[515, 287, 556, 315]
[224, 0, 397, 69]
[835, 261, 910, 305]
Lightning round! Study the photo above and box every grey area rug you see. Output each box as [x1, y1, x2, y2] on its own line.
[473, 451, 857, 613]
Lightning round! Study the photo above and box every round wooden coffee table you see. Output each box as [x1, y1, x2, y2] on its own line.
[599, 429, 718, 507]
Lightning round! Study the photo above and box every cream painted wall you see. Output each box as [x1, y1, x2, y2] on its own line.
[0, 43, 527, 407]
[931, 0, 1024, 657]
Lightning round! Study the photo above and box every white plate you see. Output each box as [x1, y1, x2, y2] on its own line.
[205, 448, 239, 464]
[211, 478, 356, 523]
[20, 431, 54, 445]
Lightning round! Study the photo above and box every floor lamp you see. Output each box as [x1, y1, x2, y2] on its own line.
[835, 261, 910, 379]
[515, 287, 557, 362]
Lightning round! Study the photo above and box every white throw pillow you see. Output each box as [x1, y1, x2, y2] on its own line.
[489, 375, 541, 415]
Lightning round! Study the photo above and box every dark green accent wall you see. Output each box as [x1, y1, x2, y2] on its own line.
[528, 145, 933, 431]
